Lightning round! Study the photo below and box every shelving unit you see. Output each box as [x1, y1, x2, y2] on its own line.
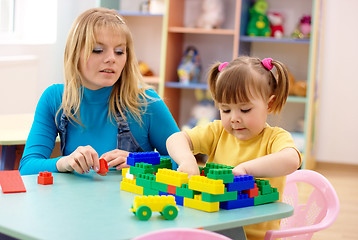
[160, 0, 321, 169]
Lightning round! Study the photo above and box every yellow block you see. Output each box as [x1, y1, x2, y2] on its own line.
[120, 178, 143, 195]
[122, 167, 129, 177]
[184, 194, 219, 212]
[132, 195, 177, 212]
[188, 175, 225, 194]
[156, 168, 189, 187]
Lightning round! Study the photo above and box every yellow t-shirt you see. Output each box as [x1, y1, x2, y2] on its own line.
[186, 120, 301, 239]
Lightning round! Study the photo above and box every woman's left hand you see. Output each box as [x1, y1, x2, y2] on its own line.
[100, 149, 130, 170]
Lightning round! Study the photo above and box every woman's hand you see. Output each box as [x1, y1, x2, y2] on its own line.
[100, 149, 130, 170]
[56, 145, 100, 174]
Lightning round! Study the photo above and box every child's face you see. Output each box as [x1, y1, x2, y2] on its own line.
[218, 98, 270, 141]
[79, 27, 127, 90]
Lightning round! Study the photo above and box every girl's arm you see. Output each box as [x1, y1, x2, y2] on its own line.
[166, 132, 200, 176]
[232, 147, 301, 177]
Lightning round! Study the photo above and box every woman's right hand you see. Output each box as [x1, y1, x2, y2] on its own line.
[56, 145, 100, 175]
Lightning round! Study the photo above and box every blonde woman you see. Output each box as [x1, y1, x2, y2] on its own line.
[20, 8, 179, 175]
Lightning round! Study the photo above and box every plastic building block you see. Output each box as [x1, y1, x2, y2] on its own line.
[120, 178, 143, 195]
[152, 157, 172, 172]
[226, 175, 255, 192]
[143, 188, 159, 196]
[0, 170, 26, 193]
[183, 194, 220, 212]
[203, 163, 233, 175]
[151, 180, 168, 192]
[122, 167, 129, 176]
[38, 171, 53, 185]
[175, 183, 200, 199]
[207, 169, 234, 183]
[254, 188, 279, 205]
[130, 162, 154, 176]
[201, 190, 238, 203]
[130, 195, 178, 220]
[155, 169, 189, 187]
[188, 175, 225, 195]
[220, 193, 254, 210]
[97, 158, 109, 174]
[167, 184, 176, 195]
[127, 152, 160, 166]
[243, 183, 259, 198]
[256, 179, 274, 195]
[136, 174, 156, 189]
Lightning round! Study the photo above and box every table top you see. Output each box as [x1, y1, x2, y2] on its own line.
[0, 114, 34, 145]
[0, 170, 293, 240]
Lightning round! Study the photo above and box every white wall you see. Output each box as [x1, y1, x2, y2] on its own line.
[316, 0, 358, 165]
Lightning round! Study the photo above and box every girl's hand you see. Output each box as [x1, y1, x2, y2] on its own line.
[56, 145, 100, 175]
[177, 162, 200, 177]
[232, 164, 249, 176]
[100, 149, 130, 170]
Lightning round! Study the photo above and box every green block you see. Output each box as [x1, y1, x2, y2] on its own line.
[130, 163, 154, 176]
[175, 183, 199, 199]
[203, 163, 233, 175]
[254, 188, 279, 205]
[152, 158, 172, 172]
[255, 179, 273, 195]
[143, 187, 160, 196]
[152, 181, 168, 192]
[201, 190, 238, 203]
[207, 169, 234, 183]
[136, 173, 156, 188]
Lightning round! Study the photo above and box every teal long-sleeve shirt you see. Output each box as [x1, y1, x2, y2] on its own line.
[19, 84, 179, 175]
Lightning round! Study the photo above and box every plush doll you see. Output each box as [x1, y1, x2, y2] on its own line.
[285, 68, 307, 97]
[177, 46, 202, 84]
[292, 15, 311, 39]
[196, 0, 224, 29]
[247, 0, 271, 37]
[138, 61, 154, 76]
[267, 12, 284, 38]
[181, 89, 219, 131]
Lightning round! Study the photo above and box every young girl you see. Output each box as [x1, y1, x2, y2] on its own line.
[19, 8, 179, 176]
[166, 56, 301, 239]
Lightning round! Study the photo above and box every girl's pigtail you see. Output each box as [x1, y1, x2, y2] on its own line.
[208, 62, 222, 101]
[271, 60, 289, 113]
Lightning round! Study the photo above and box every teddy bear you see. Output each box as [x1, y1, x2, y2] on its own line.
[286, 69, 307, 97]
[247, 0, 271, 37]
[196, 0, 224, 29]
[267, 12, 284, 38]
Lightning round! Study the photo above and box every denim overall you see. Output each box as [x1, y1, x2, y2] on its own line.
[57, 110, 144, 156]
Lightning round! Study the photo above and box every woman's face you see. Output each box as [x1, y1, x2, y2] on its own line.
[79, 27, 127, 90]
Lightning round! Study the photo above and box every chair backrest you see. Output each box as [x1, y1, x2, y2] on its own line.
[265, 169, 340, 240]
[133, 228, 232, 240]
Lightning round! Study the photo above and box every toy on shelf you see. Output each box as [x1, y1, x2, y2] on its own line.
[181, 89, 219, 131]
[177, 46, 202, 84]
[120, 152, 279, 213]
[139, 61, 154, 77]
[292, 15, 311, 39]
[247, 0, 271, 37]
[286, 69, 307, 97]
[38, 171, 53, 185]
[130, 195, 179, 220]
[196, 0, 224, 29]
[267, 12, 284, 38]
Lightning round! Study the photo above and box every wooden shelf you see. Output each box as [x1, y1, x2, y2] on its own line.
[240, 35, 310, 44]
[168, 27, 236, 35]
[165, 82, 208, 90]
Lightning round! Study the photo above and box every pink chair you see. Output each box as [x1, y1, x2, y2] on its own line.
[265, 169, 340, 240]
[133, 228, 232, 240]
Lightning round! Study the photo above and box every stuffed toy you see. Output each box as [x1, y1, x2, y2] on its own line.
[196, 0, 224, 29]
[285, 68, 307, 97]
[181, 89, 219, 131]
[292, 15, 311, 39]
[139, 61, 154, 76]
[247, 0, 271, 37]
[267, 12, 284, 38]
[177, 46, 202, 84]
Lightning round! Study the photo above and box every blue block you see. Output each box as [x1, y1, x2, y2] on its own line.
[220, 193, 254, 210]
[127, 152, 161, 166]
[226, 175, 255, 192]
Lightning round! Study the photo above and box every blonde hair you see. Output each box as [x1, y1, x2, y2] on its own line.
[208, 56, 289, 114]
[58, 7, 150, 126]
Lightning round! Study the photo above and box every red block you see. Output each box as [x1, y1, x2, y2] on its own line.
[167, 184, 176, 195]
[0, 170, 26, 193]
[38, 171, 53, 185]
[243, 183, 259, 198]
[97, 158, 109, 174]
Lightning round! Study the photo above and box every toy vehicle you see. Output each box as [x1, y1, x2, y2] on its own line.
[130, 195, 179, 220]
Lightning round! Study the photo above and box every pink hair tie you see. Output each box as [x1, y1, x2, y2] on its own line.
[262, 58, 273, 70]
[218, 62, 229, 72]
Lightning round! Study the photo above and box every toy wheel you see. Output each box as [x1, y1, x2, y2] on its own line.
[136, 206, 152, 221]
[131, 205, 136, 215]
[162, 205, 178, 220]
